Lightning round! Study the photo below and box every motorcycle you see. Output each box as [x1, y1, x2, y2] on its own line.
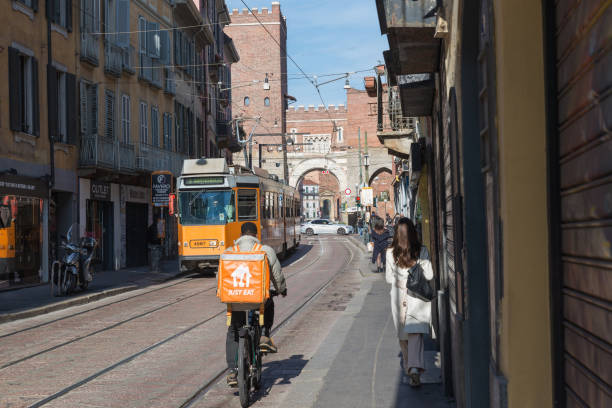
[51, 224, 98, 296]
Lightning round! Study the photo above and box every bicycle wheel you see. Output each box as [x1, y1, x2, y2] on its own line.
[238, 336, 251, 407]
[253, 328, 263, 391]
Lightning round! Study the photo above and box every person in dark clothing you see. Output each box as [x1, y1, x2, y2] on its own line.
[147, 217, 163, 272]
[370, 217, 391, 273]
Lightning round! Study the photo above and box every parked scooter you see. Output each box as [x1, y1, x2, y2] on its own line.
[51, 224, 97, 296]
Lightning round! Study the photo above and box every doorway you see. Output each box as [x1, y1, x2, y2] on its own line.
[126, 202, 148, 267]
[86, 200, 114, 271]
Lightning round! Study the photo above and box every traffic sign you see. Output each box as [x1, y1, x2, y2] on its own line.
[344, 188, 351, 196]
[360, 187, 374, 206]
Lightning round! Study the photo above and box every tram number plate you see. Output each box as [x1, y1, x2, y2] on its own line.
[190, 239, 218, 248]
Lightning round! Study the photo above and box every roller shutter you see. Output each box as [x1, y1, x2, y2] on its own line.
[553, 1, 612, 406]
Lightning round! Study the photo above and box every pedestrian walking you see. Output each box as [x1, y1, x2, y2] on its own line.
[147, 217, 163, 273]
[357, 216, 364, 236]
[385, 217, 434, 387]
[370, 217, 390, 273]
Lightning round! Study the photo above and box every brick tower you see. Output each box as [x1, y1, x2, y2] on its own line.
[225, 2, 288, 168]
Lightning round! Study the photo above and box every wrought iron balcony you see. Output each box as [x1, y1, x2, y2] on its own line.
[80, 33, 99, 66]
[117, 141, 135, 171]
[151, 60, 163, 89]
[164, 69, 176, 95]
[79, 135, 115, 168]
[136, 143, 187, 176]
[121, 46, 136, 74]
[139, 54, 153, 83]
[104, 41, 123, 77]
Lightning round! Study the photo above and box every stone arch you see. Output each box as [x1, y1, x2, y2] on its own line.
[368, 166, 393, 186]
[289, 157, 347, 191]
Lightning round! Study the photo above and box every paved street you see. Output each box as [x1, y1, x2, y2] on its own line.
[0, 236, 451, 408]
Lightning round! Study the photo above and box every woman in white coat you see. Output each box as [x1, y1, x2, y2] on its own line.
[385, 217, 434, 387]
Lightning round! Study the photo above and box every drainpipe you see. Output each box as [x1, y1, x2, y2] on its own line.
[47, 9, 55, 191]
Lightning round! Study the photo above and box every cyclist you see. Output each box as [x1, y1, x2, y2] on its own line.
[225, 221, 287, 387]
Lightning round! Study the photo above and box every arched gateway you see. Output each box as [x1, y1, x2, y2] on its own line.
[288, 158, 348, 190]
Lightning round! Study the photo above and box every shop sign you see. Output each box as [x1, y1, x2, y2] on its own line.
[0, 174, 48, 198]
[90, 181, 111, 201]
[152, 171, 173, 207]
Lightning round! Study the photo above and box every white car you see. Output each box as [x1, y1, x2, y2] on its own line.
[300, 219, 354, 235]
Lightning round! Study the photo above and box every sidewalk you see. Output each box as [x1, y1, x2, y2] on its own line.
[286, 236, 454, 407]
[0, 260, 183, 323]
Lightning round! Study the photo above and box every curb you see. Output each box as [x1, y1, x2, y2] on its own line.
[0, 285, 138, 324]
[0, 271, 191, 324]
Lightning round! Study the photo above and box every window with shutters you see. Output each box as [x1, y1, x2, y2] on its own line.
[163, 112, 172, 150]
[80, 80, 98, 138]
[8, 47, 39, 136]
[16, 0, 34, 8]
[81, 0, 100, 62]
[337, 127, 343, 143]
[104, 89, 115, 139]
[139, 101, 148, 144]
[56, 71, 67, 143]
[46, 0, 70, 29]
[121, 94, 130, 144]
[151, 106, 159, 147]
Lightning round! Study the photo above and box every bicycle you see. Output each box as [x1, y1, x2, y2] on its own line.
[236, 307, 263, 407]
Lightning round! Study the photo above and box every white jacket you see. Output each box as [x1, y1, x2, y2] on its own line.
[385, 246, 433, 339]
[232, 235, 287, 294]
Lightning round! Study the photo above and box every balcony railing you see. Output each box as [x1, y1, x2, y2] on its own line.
[139, 54, 153, 83]
[164, 69, 176, 95]
[80, 33, 99, 65]
[80, 135, 115, 168]
[151, 60, 162, 89]
[121, 46, 136, 74]
[136, 144, 187, 176]
[118, 142, 135, 171]
[104, 41, 123, 77]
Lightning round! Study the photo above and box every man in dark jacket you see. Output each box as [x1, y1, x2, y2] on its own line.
[147, 217, 163, 272]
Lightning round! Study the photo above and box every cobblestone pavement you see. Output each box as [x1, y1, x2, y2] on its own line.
[0, 236, 360, 408]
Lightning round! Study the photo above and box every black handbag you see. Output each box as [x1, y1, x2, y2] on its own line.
[406, 256, 434, 302]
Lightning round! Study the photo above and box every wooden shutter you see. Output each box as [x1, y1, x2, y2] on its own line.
[8, 47, 22, 132]
[88, 84, 98, 136]
[116, 0, 129, 47]
[104, 90, 114, 139]
[138, 17, 146, 54]
[80, 81, 87, 135]
[174, 30, 180, 65]
[47, 64, 58, 141]
[552, 2, 612, 406]
[32, 57, 39, 136]
[160, 30, 170, 64]
[66, 73, 77, 145]
[66, 0, 72, 31]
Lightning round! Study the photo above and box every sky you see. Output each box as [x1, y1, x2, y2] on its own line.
[225, 0, 388, 107]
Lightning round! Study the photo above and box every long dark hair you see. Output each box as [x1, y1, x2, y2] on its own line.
[391, 218, 421, 268]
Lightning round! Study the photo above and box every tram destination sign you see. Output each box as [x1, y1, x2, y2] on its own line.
[152, 171, 173, 207]
[184, 176, 225, 186]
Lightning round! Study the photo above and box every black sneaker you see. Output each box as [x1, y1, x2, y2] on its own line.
[226, 369, 238, 387]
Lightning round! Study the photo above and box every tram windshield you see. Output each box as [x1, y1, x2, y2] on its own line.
[178, 189, 235, 225]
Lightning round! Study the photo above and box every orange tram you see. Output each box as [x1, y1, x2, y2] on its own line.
[170, 158, 301, 273]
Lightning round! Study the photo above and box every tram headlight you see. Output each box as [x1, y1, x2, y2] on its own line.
[220, 241, 224, 247]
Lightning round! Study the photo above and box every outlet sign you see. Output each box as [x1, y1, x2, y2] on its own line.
[152, 171, 173, 207]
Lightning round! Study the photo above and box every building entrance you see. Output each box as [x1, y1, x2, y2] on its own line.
[126, 203, 148, 267]
[86, 200, 114, 271]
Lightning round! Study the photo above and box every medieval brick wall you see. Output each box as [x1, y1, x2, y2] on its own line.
[225, 3, 287, 146]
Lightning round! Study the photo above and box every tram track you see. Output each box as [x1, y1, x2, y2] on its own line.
[21, 236, 351, 408]
[0, 242, 319, 372]
[0, 240, 315, 341]
[179, 237, 358, 408]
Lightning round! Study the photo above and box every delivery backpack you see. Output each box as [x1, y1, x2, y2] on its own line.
[217, 243, 270, 305]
